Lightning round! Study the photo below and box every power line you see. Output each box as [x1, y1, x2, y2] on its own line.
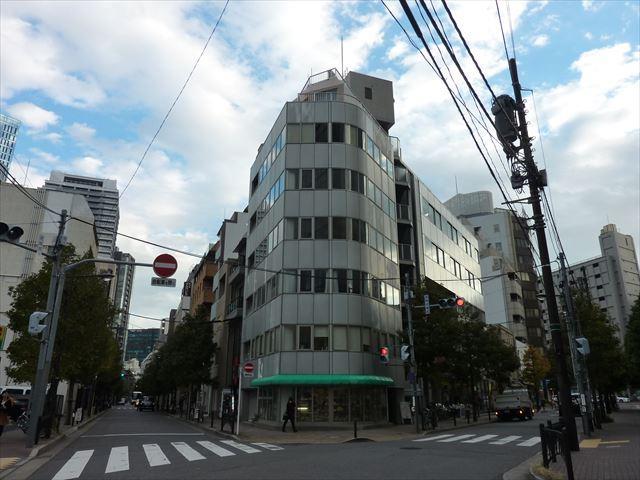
[494, 0, 510, 63]
[118, 0, 230, 199]
[506, 0, 516, 60]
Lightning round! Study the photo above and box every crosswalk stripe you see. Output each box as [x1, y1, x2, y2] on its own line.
[105, 446, 129, 473]
[171, 442, 206, 461]
[413, 434, 455, 442]
[252, 442, 284, 451]
[438, 434, 476, 443]
[52, 450, 94, 480]
[196, 441, 236, 457]
[490, 435, 522, 445]
[220, 440, 261, 454]
[462, 434, 498, 443]
[143, 444, 171, 466]
[517, 437, 541, 447]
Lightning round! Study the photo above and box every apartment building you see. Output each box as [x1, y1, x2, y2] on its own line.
[0, 113, 21, 181]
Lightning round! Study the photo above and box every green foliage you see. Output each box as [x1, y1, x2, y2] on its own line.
[412, 277, 520, 401]
[6, 246, 120, 388]
[625, 296, 640, 388]
[138, 305, 215, 395]
[574, 291, 627, 393]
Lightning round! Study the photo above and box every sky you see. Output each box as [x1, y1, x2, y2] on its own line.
[1, 0, 638, 329]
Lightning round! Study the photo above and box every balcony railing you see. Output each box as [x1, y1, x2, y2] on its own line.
[396, 204, 412, 221]
[226, 297, 244, 317]
[398, 243, 414, 262]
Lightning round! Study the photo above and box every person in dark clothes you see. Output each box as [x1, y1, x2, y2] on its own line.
[0, 392, 15, 437]
[282, 397, 297, 432]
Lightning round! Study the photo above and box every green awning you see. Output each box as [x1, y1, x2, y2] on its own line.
[250, 374, 394, 387]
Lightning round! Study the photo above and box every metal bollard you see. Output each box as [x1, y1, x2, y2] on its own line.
[353, 420, 358, 439]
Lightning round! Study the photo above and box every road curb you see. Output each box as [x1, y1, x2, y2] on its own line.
[0, 409, 109, 480]
[502, 452, 542, 480]
[163, 413, 242, 441]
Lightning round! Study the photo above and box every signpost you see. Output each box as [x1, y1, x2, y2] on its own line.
[151, 277, 177, 287]
[243, 362, 254, 378]
[153, 254, 178, 278]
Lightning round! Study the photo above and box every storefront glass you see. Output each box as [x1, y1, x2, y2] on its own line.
[333, 388, 349, 422]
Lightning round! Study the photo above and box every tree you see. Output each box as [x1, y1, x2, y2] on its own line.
[6, 245, 120, 420]
[521, 345, 551, 406]
[574, 291, 626, 396]
[625, 296, 640, 388]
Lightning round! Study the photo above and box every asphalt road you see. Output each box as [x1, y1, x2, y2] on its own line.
[29, 406, 554, 480]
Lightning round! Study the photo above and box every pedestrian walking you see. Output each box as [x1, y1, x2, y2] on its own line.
[0, 392, 15, 437]
[282, 397, 297, 432]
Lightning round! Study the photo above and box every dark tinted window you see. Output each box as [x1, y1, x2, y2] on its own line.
[332, 217, 347, 239]
[300, 218, 312, 239]
[364, 87, 372, 99]
[315, 168, 328, 189]
[300, 270, 312, 292]
[331, 123, 345, 142]
[301, 169, 313, 189]
[332, 168, 345, 189]
[315, 123, 328, 143]
[315, 217, 329, 239]
[314, 269, 327, 293]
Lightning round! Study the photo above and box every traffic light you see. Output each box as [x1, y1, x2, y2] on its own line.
[28, 311, 48, 336]
[400, 345, 411, 362]
[437, 297, 465, 309]
[0, 222, 25, 243]
[575, 337, 590, 356]
[379, 346, 390, 364]
[120, 372, 126, 378]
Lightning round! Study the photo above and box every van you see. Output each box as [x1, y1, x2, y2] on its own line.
[494, 388, 534, 421]
[0, 386, 31, 396]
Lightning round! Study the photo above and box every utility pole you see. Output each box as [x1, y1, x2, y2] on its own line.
[26, 210, 67, 448]
[508, 58, 579, 450]
[404, 273, 422, 433]
[559, 252, 594, 435]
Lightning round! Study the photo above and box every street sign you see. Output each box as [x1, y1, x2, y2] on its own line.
[423, 294, 430, 315]
[243, 362, 254, 377]
[151, 277, 176, 287]
[153, 254, 178, 278]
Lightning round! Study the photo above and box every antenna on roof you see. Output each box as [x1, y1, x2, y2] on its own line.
[455, 176, 459, 195]
[341, 35, 344, 78]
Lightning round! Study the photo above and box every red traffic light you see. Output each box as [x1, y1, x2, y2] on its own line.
[455, 297, 465, 307]
[379, 346, 390, 364]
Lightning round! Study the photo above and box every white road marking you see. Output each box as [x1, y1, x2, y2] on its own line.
[490, 435, 522, 445]
[52, 450, 94, 480]
[105, 446, 129, 473]
[82, 433, 204, 438]
[196, 441, 236, 457]
[413, 434, 455, 442]
[517, 437, 542, 447]
[438, 434, 477, 443]
[462, 434, 498, 443]
[251, 442, 284, 451]
[143, 444, 171, 467]
[171, 442, 206, 461]
[220, 440, 261, 453]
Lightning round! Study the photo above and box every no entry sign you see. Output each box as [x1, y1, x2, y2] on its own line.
[153, 254, 178, 278]
[243, 362, 254, 377]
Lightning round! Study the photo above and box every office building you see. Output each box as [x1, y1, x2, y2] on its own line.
[539, 224, 640, 345]
[45, 171, 119, 257]
[125, 328, 162, 365]
[0, 113, 21, 181]
[112, 248, 136, 361]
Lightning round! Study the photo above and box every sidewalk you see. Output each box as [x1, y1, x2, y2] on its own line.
[0, 410, 107, 479]
[171, 410, 499, 444]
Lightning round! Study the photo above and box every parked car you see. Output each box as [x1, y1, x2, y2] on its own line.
[116, 397, 126, 405]
[616, 396, 630, 403]
[138, 396, 155, 412]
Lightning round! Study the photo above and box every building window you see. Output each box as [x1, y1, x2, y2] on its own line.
[315, 168, 328, 189]
[364, 87, 372, 100]
[333, 326, 347, 350]
[286, 169, 299, 189]
[298, 326, 312, 350]
[283, 325, 296, 350]
[351, 270, 363, 295]
[283, 270, 297, 293]
[285, 218, 298, 239]
[332, 217, 347, 239]
[348, 326, 361, 352]
[313, 326, 329, 351]
[335, 269, 348, 293]
[331, 123, 345, 143]
[315, 123, 328, 143]
[301, 169, 313, 189]
[315, 217, 329, 239]
[301, 123, 314, 143]
[300, 218, 312, 239]
[314, 269, 328, 293]
[332, 168, 346, 189]
[299, 270, 312, 292]
[287, 124, 301, 143]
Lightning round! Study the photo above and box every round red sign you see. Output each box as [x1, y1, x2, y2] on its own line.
[243, 362, 254, 373]
[153, 253, 178, 278]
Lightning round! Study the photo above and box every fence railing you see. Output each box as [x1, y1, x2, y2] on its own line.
[540, 420, 575, 480]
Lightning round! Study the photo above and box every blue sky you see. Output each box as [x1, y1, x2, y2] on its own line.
[2, 0, 638, 327]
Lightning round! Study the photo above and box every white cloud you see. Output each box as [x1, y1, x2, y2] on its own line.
[41, 132, 63, 144]
[584, 32, 594, 40]
[532, 34, 549, 47]
[581, 1, 603, 12]
[30, 148, 60, 164]
[73, 156, 104, 175]
[387, 37, 409, 60]
[67, 122, 96, 143]
[5, 101, 59, 130]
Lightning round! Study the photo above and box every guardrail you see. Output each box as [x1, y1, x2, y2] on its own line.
[540, 420, 575, 480]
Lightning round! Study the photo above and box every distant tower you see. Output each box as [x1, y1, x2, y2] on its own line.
[0, 113, 21, 181]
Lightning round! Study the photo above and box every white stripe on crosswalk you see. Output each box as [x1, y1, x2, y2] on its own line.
[171, 442, 206, 461]
[462, 434, 498, 443]
[52, 450, 94, 480]
[517, 437, 541, 447]
[220, 440, 261, 453]
[490, 435, 522, 445]
[252, 442, 284, 451]
[413, 434, 455, 442]
[438, 434, 476, 443]
[105, 446, 129, 473]
[196, 441, 236, 457]
[143, 444, 171, 466]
